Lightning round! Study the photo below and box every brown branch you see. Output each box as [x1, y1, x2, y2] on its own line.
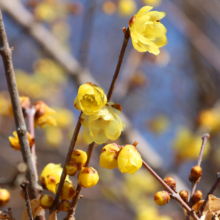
[65, 28, 130, 220]
[197, 172, 220, 217]
[142, 160, 200, 220]
[0, 10, 39, 199]
[21, 180, 34, 220]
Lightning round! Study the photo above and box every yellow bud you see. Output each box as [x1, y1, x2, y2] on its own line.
[100, 144, 121, 169]
[56, 181, 76, 200]
[58, 200, 71, 212]
[189, 165, 202, 182]
[163, 177, 176, 192]
[117, 144, 142, 174]
[0, 189, 10, 206]
[191, 190, 203, 205]
[78, 167, 99, 188]
[154, 191, 170, 206]
[40, 194, 54, 209]
[71, 149, 87, 170]
[179, 190, 189, 203]
[65, 161, 78, 176]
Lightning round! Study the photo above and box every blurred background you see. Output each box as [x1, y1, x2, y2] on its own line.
[0, 0, 220, 219]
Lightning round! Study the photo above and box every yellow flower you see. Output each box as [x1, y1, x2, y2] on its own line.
[53, 108, 74, 128]
[40, 163, 71, 193]
[102, 1, 117, 15]
[118, 0, 137, 17]
[34, 101, 56, 127]
[100, 144, 121, 169]
[45, 126, 63, 146]
[71, 149, 88, 170]
[55, 181, 76, 200]
[40, 194, 54, 209]
[9, 131, 34, 151]
[0, 189, 10, 206]
[78, 167, 99, 188]
[74, 83, 107, 115]
[129, 6, 167, 55]
[117, 145, 142, 174]
[142, 0, 161, 7]
[81, 102, 125, 144]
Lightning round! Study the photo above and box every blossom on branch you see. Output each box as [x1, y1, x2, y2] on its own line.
[129, 6, 167, 55]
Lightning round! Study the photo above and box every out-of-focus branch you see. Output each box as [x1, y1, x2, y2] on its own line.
[0, 9, 39, 200]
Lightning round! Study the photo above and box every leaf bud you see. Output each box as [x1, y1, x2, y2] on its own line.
[40, 194, 54, 209]
[100, 143, 121, 169]
[65, 161, 78, 176]
[163, 177, 176, 192]
[56, 181, 76, 200]
[0, 189, 10, 206]
[179, 190, 189, 203]
[78, 167, 99, 188]
[191, 190, 203, 205]
[58, 200, 71, 212]
[189, 166, 202, 182]
[71, 149, 87, 170]
[154, 191, 170, 206]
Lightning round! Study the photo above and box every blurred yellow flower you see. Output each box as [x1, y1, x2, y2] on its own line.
[74, 83, 107, 115]
[9, 96, 31, 116]
[0, 189, 10, 207]
[117, 145, 142, 174]
[0, 92, 10, 116]
[173, 127, 210, 161]
[142, 0, 161, 7]
[102, 1, 117, 15]
[118, 0, 137, 17]
[81, 102, 125, 144]
[9, 131, 34, 151]
[34, 101, 56, 127]
[147, 114, 169, 134]
[45, 126, 63, 146]
[53, 108, 74, 128]
[78, 167, 99, 188]
[40, 163, 71, 193]
[55, 181, 76, 200]
[129, 6, 167, 55]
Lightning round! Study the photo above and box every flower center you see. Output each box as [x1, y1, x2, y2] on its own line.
[84, 95, 94, 102]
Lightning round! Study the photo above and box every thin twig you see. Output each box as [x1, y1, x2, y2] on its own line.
[0, 10, 39, 199]
[142, 160, 200, 220]
[197, 172, 220, 217]
[20, 180, 34, 220]
[65, 28, 130, 220]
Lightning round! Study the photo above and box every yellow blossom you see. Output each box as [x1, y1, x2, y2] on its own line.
[118, 0, 137, 17]
[9, 131, 34, 151]
[102, 1, 117, 15]
[71, 149, 87, 169]
[78, 167, 99, 188]
[53, 108, 74, 128]
[34, 101, 56, 127]
[129, 6, 167, 55]
[55, 181, 76, 200]
[45, 126, 63, 147]
[142, 0, 161, 7]
[74, 83, 107, 115]
[0, 189, 10, 206]
[100, 143, 121, 169]
[81, 102, 125, 144]
[40, 163, 71, 193]
[117, 145, 142, 174]
[40, 194, 54, 209]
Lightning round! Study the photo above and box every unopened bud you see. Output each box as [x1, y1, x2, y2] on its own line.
[71, 149, 87, 170]
[191, 190, 203, 205]
[163, 177, 176, 192]
[0, 189, 10, 206]
[189, 166, 202, 182]
[65, 161, 78, 176]
[78, 167, 99, 188]
[129, 15, 136, 27]
[56, 181, 76, 200]
[40, 194, 54, 209]
[58, 200, 71, 212]
[179, 190, 189, 203]
[154, 191, 170, 206]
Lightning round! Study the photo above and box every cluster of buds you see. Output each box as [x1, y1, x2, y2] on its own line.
[0, 188, 10, 206]
[100, 142, 142, 174]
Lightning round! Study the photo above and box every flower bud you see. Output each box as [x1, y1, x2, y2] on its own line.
[189, 165, 202, 182]
[191, 190, 203, 205]
[58, 200, 71, 212]
[154, 191, 170, 206]
[56, 181, 76, 200]
[179, 190, 189, 203]
[129, 15, 136, 27]
[71, 149, 87, 170]
[117, 144, 142, 174]
[100, 144, 121, 169]
[65, 161, 78, 176]
[78, 167, 99, 188]
[40, 194, 54, 209]
[0, 189, 10, 206]
[163, 177, 176, 192]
